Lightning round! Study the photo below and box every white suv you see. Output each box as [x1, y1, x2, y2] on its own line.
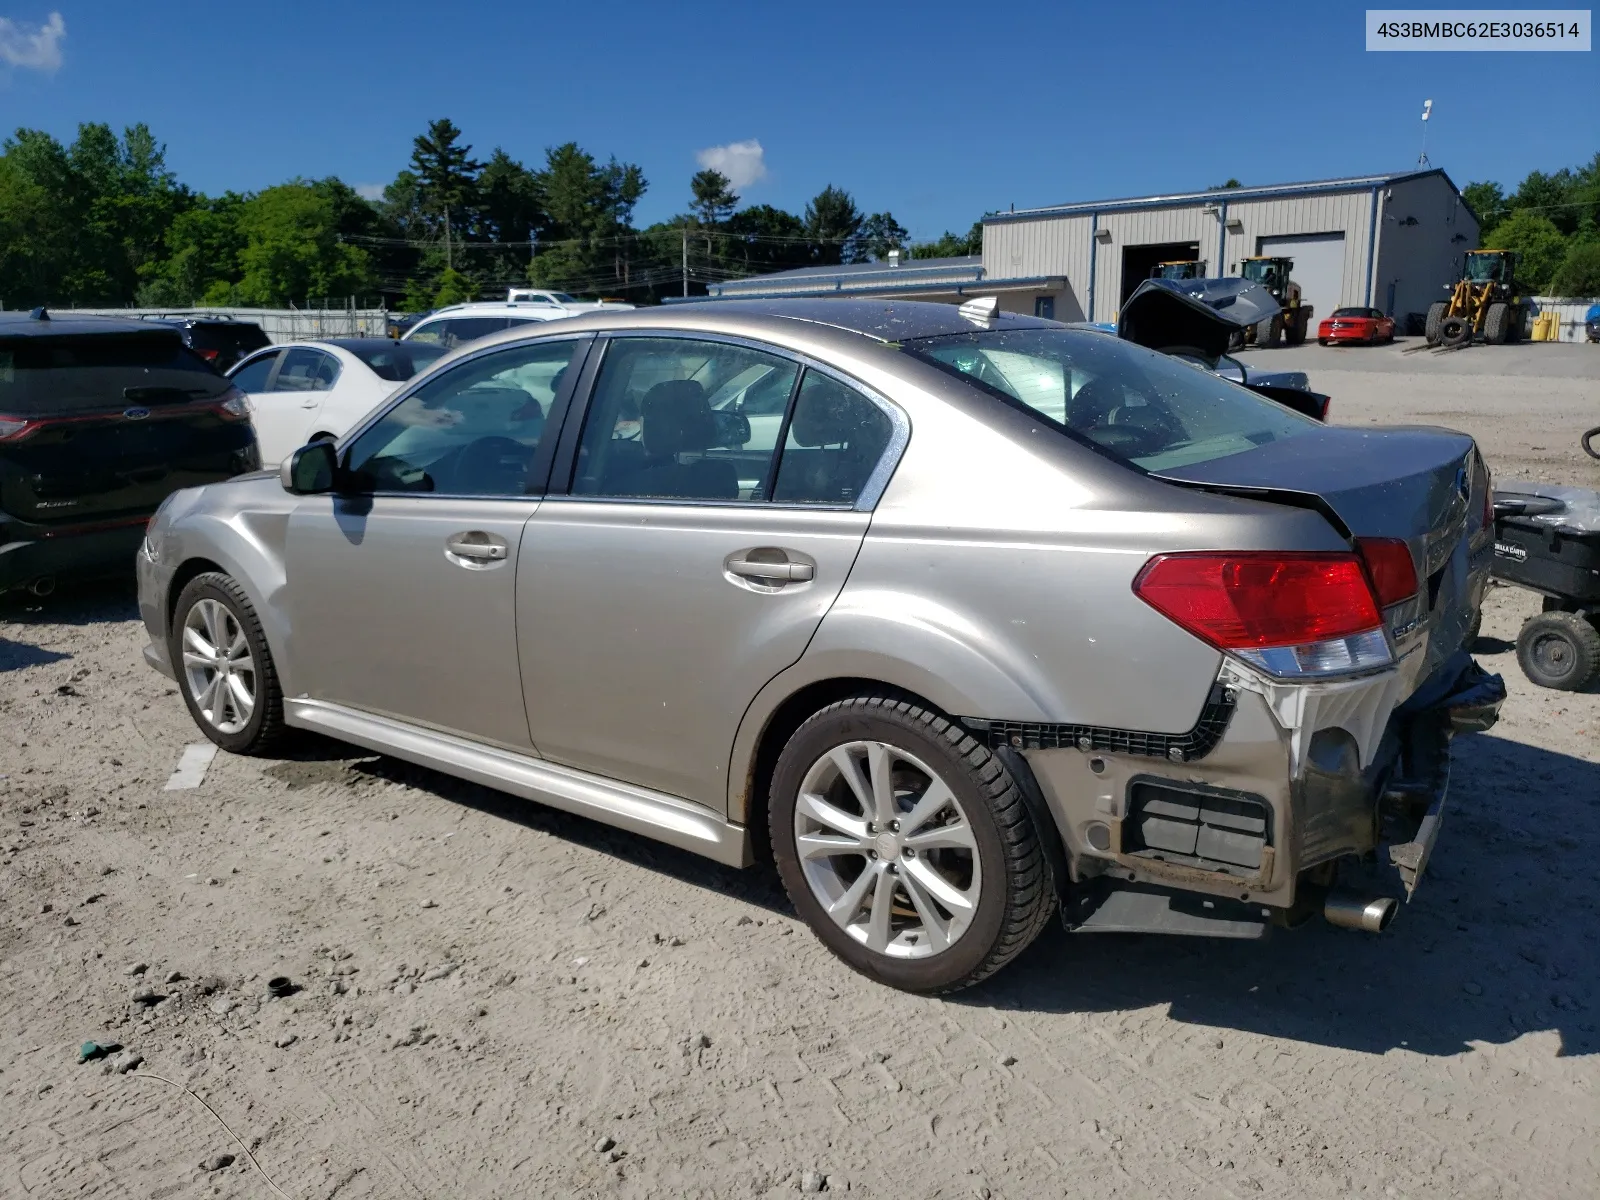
[404, 296, 636, 351]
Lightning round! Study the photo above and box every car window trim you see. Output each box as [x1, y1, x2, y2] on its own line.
[548, 329, 909, 513]
[330, 332, 595, 501]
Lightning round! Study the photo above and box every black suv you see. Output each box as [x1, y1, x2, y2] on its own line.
[146, 315, 271, 372]
[0, 311, 260, 596]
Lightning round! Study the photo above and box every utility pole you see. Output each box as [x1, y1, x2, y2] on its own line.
[681, 224, 689, 297]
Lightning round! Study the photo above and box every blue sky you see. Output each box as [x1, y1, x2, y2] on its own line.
[2, 1, 1595, 236]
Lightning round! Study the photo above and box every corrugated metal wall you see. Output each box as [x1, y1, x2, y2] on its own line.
[1371, 175, 1479, 323]
[986, 187, 1393, 322]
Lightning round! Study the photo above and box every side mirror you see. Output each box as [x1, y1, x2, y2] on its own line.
[281, 439, 339, 494]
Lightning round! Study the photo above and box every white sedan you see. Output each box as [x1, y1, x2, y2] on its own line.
[227, 339, 448, 466]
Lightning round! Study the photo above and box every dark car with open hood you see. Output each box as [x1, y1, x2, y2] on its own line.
[1, 310, 259, 597]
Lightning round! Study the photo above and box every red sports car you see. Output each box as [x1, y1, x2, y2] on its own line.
[1318, 307, 1395, 345]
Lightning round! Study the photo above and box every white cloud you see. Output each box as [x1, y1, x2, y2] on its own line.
[0, 12, 65, 72]
[354, 182, 387, 201]
[695, 139, 766, 191]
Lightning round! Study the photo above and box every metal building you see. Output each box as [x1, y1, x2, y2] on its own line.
[982, 170, 1479, 326]
[700, 170, 1479, 332]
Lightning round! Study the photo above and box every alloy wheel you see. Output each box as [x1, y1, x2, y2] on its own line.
[793, 740, 981, 959]
[180, 598, 256, 735]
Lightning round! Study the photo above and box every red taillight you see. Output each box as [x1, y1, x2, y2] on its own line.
[1133, 552, 1382, 650]
[199, 348, 220, 362]
[1356, 538, 1418, 607]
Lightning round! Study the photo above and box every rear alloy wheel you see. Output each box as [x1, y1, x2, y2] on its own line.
[770, 694, 1055, 993]
[170, 572, 285, 754]
[1516, 611, 1600, 691]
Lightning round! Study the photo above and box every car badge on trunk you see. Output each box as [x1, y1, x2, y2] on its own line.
[123, 407, 150, 420]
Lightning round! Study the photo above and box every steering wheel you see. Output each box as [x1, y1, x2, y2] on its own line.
[447, 436, 534, 495]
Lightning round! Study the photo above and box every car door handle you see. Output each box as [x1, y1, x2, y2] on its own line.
[445, 533, 508, 562]
[727, 556, 814, 583]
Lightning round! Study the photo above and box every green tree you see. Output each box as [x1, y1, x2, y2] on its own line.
[911, 221, 983, 259]
[410, 118, 483, 254]
[138, 192, 248, 305]
[690, 169, 739, 226]
[722, 204, 810, 273]
[1510, 169, 1576, 235]
[430, 267, 475, 307]
[803, 185, 861, 266]
[1482, 209, 1568, 292]
[231, 182, 376, 307]
[848, 211, 909, 263]
[1462, 180, 1508, 228]
[528, 143, 649, 295]
[1208, 178, 1243, 190]
[1549, 241, 1600, 296]
[478, 148, 544, 285]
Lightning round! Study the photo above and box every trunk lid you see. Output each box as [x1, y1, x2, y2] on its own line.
[1153, 424, 1490, 687]
[1, 324, 256, 526]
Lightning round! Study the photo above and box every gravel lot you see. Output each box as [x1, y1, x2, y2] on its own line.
[3, 339, 1598, 1199]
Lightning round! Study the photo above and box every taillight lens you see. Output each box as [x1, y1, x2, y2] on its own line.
[199, 348, 220, 362]
[1356, 538, 1418, 607]
[1134, 552, 1391, 678]
[215, 387, 251, 420]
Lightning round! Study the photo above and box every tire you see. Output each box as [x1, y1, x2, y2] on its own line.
[768, 693, 1056, 993]
[1583, 425, 1600, 461]
[1256, 316, 1281, 348]
[1439, 315, 1471, 347]
[1515, 612, 1600, 691]
[1484, 302, 1510, 345]
[169, 572, 286, 754]
[1285, 310, 1307, 346]
[1425, 301, 1447, 345]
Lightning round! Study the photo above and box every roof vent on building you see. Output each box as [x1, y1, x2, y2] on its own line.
[887, 248, 901, 268]
[958, 295, 1001, 325]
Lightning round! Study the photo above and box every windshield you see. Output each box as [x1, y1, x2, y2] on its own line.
[1241, 260, 1284, 287]
[346, 341, 448, 381]
[1465, 253, 1506, 283]
[903, 327, 1316, 471]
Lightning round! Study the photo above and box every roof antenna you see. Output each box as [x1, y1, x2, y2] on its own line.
[1417, 99, 1432, 166]
[29, 305, 49, 321]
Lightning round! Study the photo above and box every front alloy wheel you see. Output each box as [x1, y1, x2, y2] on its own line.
[181, 598, 256, 734]
[794, 740, 981, 959]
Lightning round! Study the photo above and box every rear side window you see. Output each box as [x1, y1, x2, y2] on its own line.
[273, 348, 339, 392]
[0, 331, 226, 414]
[772, 372, 893, 505]
[229, 351, 280, 392]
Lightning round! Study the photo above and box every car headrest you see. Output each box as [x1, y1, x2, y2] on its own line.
[1066, 377, 1123, 426]
[640, 379, 713, 458]
[790, 381, 867, 447]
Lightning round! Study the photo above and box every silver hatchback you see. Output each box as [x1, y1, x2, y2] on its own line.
[137, 299, 1502, 992]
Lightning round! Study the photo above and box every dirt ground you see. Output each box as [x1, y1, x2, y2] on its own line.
[3, 340, 1599, 1199]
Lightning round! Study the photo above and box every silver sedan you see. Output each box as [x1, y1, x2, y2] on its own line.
[136, 298, 1501, 992]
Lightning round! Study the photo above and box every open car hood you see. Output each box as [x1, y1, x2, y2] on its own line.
[1116, 278, 1281, 360]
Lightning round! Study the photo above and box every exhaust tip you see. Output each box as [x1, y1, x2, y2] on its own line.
[26, 576, 56, 597]
[1323, 892, 1397, 934]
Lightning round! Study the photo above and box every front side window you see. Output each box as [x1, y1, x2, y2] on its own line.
[229, 351, 279, 392]
[342, 339, 579, 496]
[572, 337, 798, 502]
[407, 316, 508, 349]
[905, 327, 1315, 471]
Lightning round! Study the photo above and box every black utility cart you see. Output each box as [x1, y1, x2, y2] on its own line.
[1490, 482, 1600, 691]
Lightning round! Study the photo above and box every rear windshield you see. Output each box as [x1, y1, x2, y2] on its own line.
[0, 331, 227, 415]
[182, 322, 271, 355]
[345, 341, 448, 381]
[1331, 307, 1372, 318]
[904, 326, 1316, 471]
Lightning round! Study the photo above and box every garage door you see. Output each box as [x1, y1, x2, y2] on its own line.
[1257, 233, 1346, 325]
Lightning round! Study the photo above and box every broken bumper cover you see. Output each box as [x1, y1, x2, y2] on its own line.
[1009, 649, 1504, 936]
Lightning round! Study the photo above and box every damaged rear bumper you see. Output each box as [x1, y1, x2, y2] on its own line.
[982, 650, 1504, 938]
